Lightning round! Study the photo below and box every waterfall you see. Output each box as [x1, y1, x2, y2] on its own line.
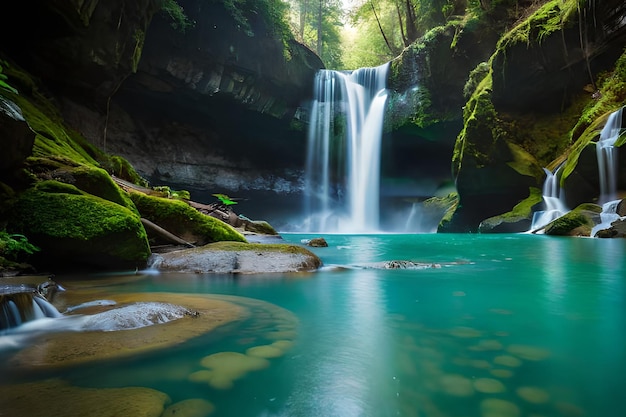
[591, 199, 624, 237]
[596, 107, 624, 204]
[304, 63, 389, 233]
[1, 288, 62, 331]
[530, 165, 569, 231]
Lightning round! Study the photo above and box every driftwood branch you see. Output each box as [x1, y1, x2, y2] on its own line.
[140, 218, 195, 248]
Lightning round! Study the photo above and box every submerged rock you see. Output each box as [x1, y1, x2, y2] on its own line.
[162, 398, 215, 417]
[0, 379, 171, 417]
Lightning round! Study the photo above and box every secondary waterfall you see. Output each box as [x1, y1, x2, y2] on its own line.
[596, 106, 624, 204]
[530, 165, 569, 231]
[591, 199, 624, 237]
[0, 286, 62, 331]
[304, 63, 389, 233]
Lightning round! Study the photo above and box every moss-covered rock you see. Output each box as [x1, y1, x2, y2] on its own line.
[25, 158, 139, 216]
[154, 241, 322, 274]
[104, 155, 150, 187]
[446, 0, 626, 232]
[242, 220, 278, 236]
[543, 203, 602, 236]
[7, 181, 150, 270]
[129, 191, 246, 246]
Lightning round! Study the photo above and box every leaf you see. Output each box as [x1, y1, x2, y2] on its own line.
[212, 193, 238, 205]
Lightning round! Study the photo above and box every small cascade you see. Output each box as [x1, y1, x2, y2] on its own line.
[591, 199, 624, 237]
[596, 107, 624, 204]
[530, 165, 570, 231]
[304, 63, 390, 233]
[1, 286, 62, 331]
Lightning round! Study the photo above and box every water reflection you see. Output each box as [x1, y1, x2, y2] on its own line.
[1, 234, 626, 417]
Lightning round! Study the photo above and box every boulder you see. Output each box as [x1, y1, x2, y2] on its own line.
[128, 191, 246, 246]
[543, 203, 602, 236]
[153, 241, 322, 274]
[7, 181, 151, 271]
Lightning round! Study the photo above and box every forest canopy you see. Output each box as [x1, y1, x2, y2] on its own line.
[167, 0, 546, 70]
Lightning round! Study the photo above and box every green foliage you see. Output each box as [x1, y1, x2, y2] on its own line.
[0, 230, 40, 260]
[160, 0, 194, 32]
[0, 60, 18, 95]
[287, 0, 344, 68]
[213, 193, 238, 205]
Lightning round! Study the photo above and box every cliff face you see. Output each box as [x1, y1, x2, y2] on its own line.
[445, 0, 626, 232]
[2, 0, 626, 237]
[2, 0, 323, 225]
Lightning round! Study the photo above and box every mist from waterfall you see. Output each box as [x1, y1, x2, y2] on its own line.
[303, 63, 389, 233]
[596, 106, 623, 204]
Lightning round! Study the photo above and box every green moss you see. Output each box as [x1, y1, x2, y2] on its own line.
[560, 48, 626, 184]
[497, 0, 579, 50]
[152, 185, 191, 200]
[131, 29, 145, 73]
[502, 187, 543, 220]
[431, 192, 460, 231]
[453, 72, 496, 175]
[129, 191, 246, 244]
[207, 241, 311, 256]
[243, 220, 278, 235]
[463, 62, 490, 99]
[2, 60, 103, 166]
[544, 203, 601, 236]
[22, 158, 139, 216]
[103, 155, 149, 187]
[9, 181, 150, 262]
[506, 142, 542, 180]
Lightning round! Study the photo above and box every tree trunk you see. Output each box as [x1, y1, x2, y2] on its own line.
[404, 0, 418, 43]
[370, 0, 395, 55]
[317, 0, 323, 56]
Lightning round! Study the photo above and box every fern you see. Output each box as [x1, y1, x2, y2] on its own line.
[0, 231, 40, 260]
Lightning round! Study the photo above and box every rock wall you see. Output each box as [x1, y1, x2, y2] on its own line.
[2, 0, 323, 225]
[444, 0, 626, 232]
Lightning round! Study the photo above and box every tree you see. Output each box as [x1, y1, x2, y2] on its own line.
[286, 0, 344, 68]
[343, 0, 459, 67]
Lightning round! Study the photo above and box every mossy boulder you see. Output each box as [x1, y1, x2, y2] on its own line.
[129, 191, 246, 246]
[154, 241, 322, 274]
[7, 181, 150, 271]
[25, 158, 139, 215]
[543, 203, 602, 236]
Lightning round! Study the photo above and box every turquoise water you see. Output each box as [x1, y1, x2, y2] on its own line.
[2, 233, 626, 417]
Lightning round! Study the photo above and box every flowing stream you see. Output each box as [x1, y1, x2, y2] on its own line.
[1, 233, 625, 417]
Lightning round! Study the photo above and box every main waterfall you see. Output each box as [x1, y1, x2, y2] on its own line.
[303, 63, 389, 233]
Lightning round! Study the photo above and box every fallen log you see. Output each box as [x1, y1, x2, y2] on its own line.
[140, 218, 195, 248]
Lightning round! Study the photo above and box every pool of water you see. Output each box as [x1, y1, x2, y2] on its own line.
[1, 233, 625, 417]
